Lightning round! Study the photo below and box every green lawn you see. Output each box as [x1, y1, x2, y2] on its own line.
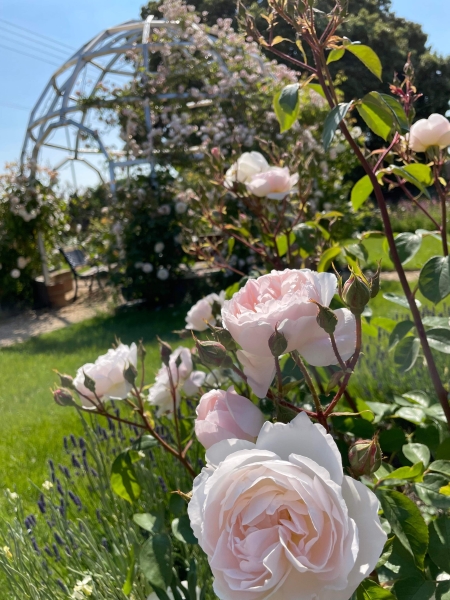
[0, 304, 186, 514]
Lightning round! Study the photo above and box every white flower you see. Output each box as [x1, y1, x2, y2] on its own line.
[142, 262, 153, 273]
[225, 151, 269, 186]
[112, 222, 123, 235]
[157, 268, 169, 281]
[157, 204, 171, 215]
[71, 575, 93, 598]
[154, 242, 165, 253]
[148, 347, 205, 416]
[185, 291, 226, 331]
[73, 343, 138, 407]
[10, 269, 20, 279]
[175, 201, 188, 214]
[42, 481, 53, 491]
[188, 413, 386, 600]
[6, 489, 18, 501]
[409, 113, 450, 152]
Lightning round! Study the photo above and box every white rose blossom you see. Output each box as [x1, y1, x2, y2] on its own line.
[409, 113, 450, 152]
[73, 343, 138, 407]
[185, 291, 226, 331]
[188, 412, 386, 600]
[225, 151, 269, 186]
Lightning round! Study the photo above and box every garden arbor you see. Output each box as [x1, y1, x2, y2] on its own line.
[20, 15, 220, 193]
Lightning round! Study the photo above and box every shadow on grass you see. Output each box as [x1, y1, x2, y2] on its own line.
[1, 304, 188, 357]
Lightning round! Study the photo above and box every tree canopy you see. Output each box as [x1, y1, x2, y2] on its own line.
[143, 0, 450, 117]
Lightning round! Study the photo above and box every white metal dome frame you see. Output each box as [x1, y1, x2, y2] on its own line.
[20, 15, 221, 192]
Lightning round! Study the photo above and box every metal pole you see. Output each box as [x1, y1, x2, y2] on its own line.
[37, 230, 51, 286]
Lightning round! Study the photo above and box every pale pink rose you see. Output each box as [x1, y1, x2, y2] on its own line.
[409, 113, 450, 152]
[188, 412, 386, 600]
[222, 269, 356, 398]
[225, 152, 269, 186]
[246, 166, 299, 200]
[73, 343, 138, 407]
[185, 291, 226, 331]
[195, 386, 265, 449]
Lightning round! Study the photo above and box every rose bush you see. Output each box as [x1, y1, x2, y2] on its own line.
[188, 412, 386, 600]
[185, 291, 226, 332]
[222, 269, 356, 397]
[73, 343, 137, 406]
[195, 386, 265, 449]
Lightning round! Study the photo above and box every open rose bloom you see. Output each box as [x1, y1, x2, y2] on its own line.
[246, 166, 299, 200]
[222, 269, 356, 397]
[225, 151, 270, 186]
[409, 113, 450, 152]
[189, 413, 386, 600]
[73, 343, 138, 407]
[185, 291, 226, 331]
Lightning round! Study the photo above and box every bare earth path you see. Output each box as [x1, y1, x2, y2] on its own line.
[0, 286, 118, 348]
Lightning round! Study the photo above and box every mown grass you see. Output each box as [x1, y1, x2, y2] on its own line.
[0, 304, 186, 515]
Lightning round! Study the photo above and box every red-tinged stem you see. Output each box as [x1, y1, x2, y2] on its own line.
[329, 332, 347, 371]
[434, 163, 449, 257]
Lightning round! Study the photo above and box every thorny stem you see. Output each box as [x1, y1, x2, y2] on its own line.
[310, 45, 450, 428]
[434, 163, 449, 257]
[166, 365, 182, 456]
[324, 316, 362, 417]
[329, 333, 347, 371]
[291, 351, 323, 416]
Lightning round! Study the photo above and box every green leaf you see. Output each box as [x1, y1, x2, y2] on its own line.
[355, 579, 396, 600]
[428, 460, 450, 478]
[402, 443, 430, 468]
[357, 92, 394, 141]
[110, 451, 141, 504]
[436, 582, 450, 600]
[131, 435, 158, 452]
[376, 537, 394, 569]
[276, 232, 296, 257]
[426, 327, 450, 353]
[393, 232, 422, 265]
[402, 390, 431, 407]
[436, 438, 450, 460]
[307, 83, 326, 99]
[423, 316, 450, 328]
[389, 166, 431, 199]
[377, 94, 409, 133]
[327, 47, 345, 64]
[322, 102, 353, 150]
[274, 83, 300, 133]
[351, 175, 374, 211]
[419, 256, 450, 304]
[396, 406, 426, 424]
[402, 164, 433, 186]
[133, 512, 163, 533]
[345, 243, 369, 263]
[392, 577, 436, 600]
[139, 533, 173, 589]
[415, 474, 450, 509]
[383, 292, 421, 309]
[394, 336, 420, 373]
[122, 545, 135, 595]
[171, 515, 198, 545]
[429, 516, 450, 572]
[371, 316, 397, 333]
[294, 223, 317, 255]
[347, 45, 382, 80]
[382, 461, 425, 483]
[389, 320, 415, 350]
[377, 489, 428, 569]
[317, 246, 342, 272]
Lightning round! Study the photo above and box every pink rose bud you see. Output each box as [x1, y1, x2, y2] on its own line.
[195, 386, 265, 449]
[211, 147, 221, 159]
[349, 437, 382, 477]
[53, 388, 76, 407]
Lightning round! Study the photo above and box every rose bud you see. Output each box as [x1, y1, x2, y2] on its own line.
[123, 362, 138, 385]
[195, 386, 265, 449]
[157, 337, 172, 366]
[310, 300, 338, 335]
[213, 327, 237, 352]
[211, 147, 221, 159]
[54, 371, 74, 389]
[195, 338, 233, 368]
[342, 272, 371, 315]
[349, 437, 382, 477]
[53, 388, 76, 407]
[268, 328, 288, 357]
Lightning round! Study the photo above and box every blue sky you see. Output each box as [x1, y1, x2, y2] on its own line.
[0, 0, 449, 187]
